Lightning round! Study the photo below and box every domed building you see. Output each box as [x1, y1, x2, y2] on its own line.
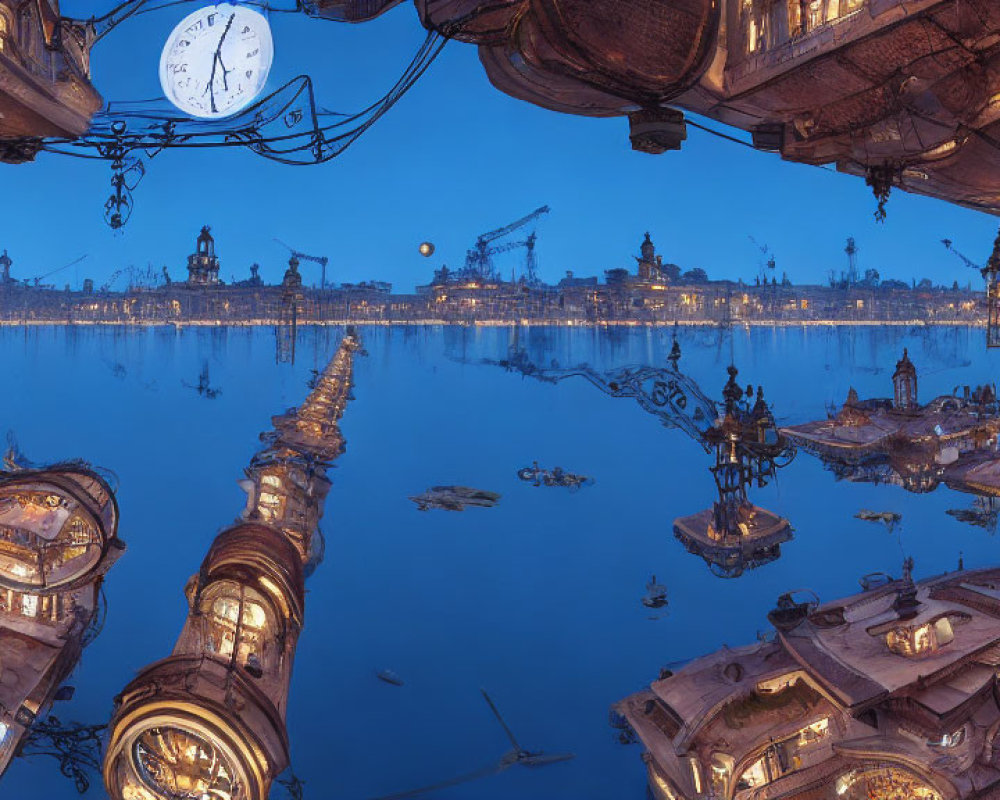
[0, 461, 123, 779]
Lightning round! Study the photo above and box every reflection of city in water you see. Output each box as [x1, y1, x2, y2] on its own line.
[486, 328, 797, 578]
[4, 325, 1000, 799]
[784, 348, 1000, 533]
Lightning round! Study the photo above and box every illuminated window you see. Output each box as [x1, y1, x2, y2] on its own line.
[807, 0, 823, 28]
[736, 718, 831, 789]
[928, 727, 966, 748]
[203, 584, 275, 675]
[834, 765, 941, 799]
[257, 490, 283, 521]
[738, 754, 770, 789]
[709, 753, 734, 796]
[21, 594, 37, 618]
[788, 0, 802, 35]
[885, 617, 954, 657]
[796, 717, 830, 746]
[689, 757, 703, 794]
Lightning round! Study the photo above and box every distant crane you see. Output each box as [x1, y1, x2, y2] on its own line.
[30, 254, 88, 287]
[826, 237, 862, 288]
[464, 206, 550, 281]
[942, 235, 1000, 348]
[941, 238, 985, 276]
[99, 269, 124, 294]
[472, 234, 541, 285]
[747, 236, 775, 285]
[127, 263, 163, 290]
[274, 239, 329, 289]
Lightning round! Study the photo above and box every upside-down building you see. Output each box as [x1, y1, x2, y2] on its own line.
[0, 460, 123, 778]
[616, 561, 1000, 800]
[342, 0, 1000, 214]
[103, 330, 360, 800]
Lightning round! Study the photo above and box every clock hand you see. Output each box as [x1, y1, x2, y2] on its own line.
[203, 13, 237, 113]
[215, 13, 236, 91]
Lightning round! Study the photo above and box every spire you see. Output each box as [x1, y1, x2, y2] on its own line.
[893, 556, 920, 619]
[752, 384, 768, 418]
[667, 322, 681, 370]
[641, 231, 655, 259]
[723, 364, 743, 414]
[893, 348, 918, 409]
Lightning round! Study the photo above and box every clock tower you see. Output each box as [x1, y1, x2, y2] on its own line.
[187, 226, 222, 286]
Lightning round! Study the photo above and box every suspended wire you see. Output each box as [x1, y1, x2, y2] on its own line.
[40, 30, 445, 156]
[31, 1, 449, 225]
[686, 117, 756, 149]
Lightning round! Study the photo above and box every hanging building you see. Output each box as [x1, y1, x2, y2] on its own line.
[352, 1, 1000, 214]
[0, 460, 123, 779]
[0, 0, 102, 160]
[302, 0, 406, 21]
[103, 331, 361, 800]
[615, 561, 1000, 800]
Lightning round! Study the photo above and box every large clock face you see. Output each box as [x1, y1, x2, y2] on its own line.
[159, 4, 274, 120]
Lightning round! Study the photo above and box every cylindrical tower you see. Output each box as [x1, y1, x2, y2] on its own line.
[104, 331, 361, 800]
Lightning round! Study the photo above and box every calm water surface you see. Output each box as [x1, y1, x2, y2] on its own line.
[2, 324, 999, 799]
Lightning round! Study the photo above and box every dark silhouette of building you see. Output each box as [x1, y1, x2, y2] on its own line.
[186, 227, 222, 286]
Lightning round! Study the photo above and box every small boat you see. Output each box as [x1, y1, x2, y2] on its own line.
[641, 575, 668, 609]
[376, 669, 404, 686]
[409, 486, 501, 511]
[517, 461, 593, 490]
[855, 509, 902, 529]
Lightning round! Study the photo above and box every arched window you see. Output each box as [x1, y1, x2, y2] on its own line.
[0, 9, 11, 53]
[199, 581, 280, 677]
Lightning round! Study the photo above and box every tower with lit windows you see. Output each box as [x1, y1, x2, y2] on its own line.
[186, 226, 222, 286]
[635, 233, 664, 282]
[103, 331, 360, 800]
[0, 461, 123, 779]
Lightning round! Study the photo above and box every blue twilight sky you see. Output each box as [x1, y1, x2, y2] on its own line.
[7, 1, 999, 292]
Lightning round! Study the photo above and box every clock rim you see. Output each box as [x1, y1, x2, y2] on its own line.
[158, 2, 275, 121]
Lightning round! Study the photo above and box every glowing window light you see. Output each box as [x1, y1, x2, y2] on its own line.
[212, 596, 266, 631]
[885, 617, 954, 657]
[21, 594, 37, 618]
